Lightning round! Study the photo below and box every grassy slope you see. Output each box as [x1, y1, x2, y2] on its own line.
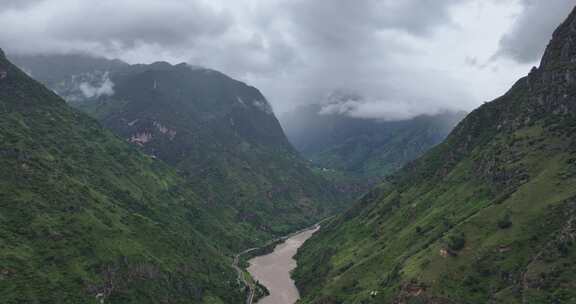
[294, 8, 576, 304]
[0, 52, 247, 303]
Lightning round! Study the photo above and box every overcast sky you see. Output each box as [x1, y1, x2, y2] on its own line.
[0, 0, 574, 119]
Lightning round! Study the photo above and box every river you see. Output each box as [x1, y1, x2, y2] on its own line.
[247, 226, 319, 304]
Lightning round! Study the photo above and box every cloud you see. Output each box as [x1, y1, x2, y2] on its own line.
[320, 98, 447, 121]
[286, 0, 462, 47]
[495, 0, 574, 63]
[0, 0, 44, 11]
[314, 64, 472, 121]
[1, 0, 573, 121]
[79, 72, 114, 98]
[243, 0, 476, 116]
[0, 0, 231, 56]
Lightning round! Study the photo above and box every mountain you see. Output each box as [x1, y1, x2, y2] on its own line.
[10, 53, 128, 103]
[280, 96, 465, 197]
[294, 7, 576, 304]
[13, 55, 341, 237]
[0, 49, 252, 303]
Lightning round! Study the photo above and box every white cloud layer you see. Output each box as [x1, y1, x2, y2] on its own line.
[79, 73, 115, 98]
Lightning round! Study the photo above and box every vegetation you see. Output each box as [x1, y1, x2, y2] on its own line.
[0, 50, 249, 303]
[281, 102, 465, 200]
[14, 56, 345, 239]
[294, 8, 576, 303]
[497, 212, 513, 229]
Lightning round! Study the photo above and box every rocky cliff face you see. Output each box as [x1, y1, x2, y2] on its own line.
[294, 6, 576, 304]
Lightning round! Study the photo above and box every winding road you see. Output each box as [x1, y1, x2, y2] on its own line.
[232, 248, 259, 304]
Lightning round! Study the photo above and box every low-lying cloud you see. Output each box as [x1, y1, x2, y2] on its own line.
[319, 98, 442, 122]
[79, 73, 114, 98]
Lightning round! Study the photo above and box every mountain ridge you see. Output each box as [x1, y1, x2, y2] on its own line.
[0, 48, 256, 303]
[12, 55, 343, 237]
[90, 61, 341, 236]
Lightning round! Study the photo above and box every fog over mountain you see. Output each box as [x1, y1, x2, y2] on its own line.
[1, 0, 573, 120]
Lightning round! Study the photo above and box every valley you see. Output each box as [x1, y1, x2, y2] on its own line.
[1, 1, 576, 304]
[293, 6, 576, 304]
[12, 57, 344, 240]
[281, 101, 466, 200]
[1, 49, 342, 304]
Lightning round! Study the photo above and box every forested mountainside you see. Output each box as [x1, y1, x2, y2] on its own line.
[13, 55, 342, 238]
[281, 101, 464, 198]
[0, 49, 250, 303]
[294, 7, 576, 304]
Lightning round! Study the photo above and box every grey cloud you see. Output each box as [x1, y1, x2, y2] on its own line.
[0, 0, 44, 11]
[259, 0, 473, 117]
[0, 0, 232, 56]
[286, 0, 462, 48]
[495, 0, 574, 63]
[47, 1, 231, 48]
[378, 0, 464, 36]
[313, 65, 472, 121]
[2, 0, 559, 122]
[320, 98, 447, 121]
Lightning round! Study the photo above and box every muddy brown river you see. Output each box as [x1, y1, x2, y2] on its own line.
[247, 227, 319, 304]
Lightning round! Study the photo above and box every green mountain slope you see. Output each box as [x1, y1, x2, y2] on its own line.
[72, 62, 340, 236]
[0, 50, 248, 303]
[294, 7, 576, 304]
[281, 101, 464, 198]
[12, 55, 342, 237]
